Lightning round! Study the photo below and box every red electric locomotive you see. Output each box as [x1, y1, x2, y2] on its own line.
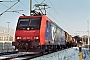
[12, 10, 77, 52]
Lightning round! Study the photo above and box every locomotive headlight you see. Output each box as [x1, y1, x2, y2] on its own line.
[34, 36, 39, 39]
[17, 37, 22, 39]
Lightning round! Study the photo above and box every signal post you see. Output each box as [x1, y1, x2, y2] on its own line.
[79, 46, 82, 60]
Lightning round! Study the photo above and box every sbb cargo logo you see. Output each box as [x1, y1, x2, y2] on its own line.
[52, 27, 56, 41]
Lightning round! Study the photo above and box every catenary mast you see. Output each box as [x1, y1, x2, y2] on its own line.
[30, 0, 32, 15]
[87, 20, 89, 49]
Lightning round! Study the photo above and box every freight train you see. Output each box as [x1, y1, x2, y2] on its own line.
[12, 10, 77, 53]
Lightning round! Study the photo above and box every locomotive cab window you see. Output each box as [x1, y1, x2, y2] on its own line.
[19, 19, 29, 26]
[16, 18, 41, 30]
[30, 18, 41, 26]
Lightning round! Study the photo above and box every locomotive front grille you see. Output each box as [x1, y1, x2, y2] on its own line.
[13, 40, 40, 49]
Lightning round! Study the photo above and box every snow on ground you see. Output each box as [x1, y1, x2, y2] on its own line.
[82, 48, 90, 60]
[31, 47, 90, 60]
[31, 47, 79, 60]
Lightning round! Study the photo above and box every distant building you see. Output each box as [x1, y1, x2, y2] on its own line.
[81, 35, 89, 46]
[0, 26, 15, 43]
[73, 35, 90, 46]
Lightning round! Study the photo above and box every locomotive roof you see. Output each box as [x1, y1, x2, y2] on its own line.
[19, 15, 42, 18]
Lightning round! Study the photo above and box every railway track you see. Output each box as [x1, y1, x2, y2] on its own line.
[0, 50, 59, 60]
[0, 51, 43, 60]
[0, 51, 18, 56]
[0, 50, 64, 60]
[0, 47, 70, 60]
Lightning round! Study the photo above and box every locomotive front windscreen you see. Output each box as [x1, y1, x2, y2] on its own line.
[16, 18, 41, 30]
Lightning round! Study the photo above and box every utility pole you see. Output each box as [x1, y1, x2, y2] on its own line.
[30, 0, 32, 15]
[79, 46, 82, 60]
[87, 20, 89, 49]
[7, 22, 10, 41]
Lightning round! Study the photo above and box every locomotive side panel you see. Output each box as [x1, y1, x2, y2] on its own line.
[51, 22, 57, 44]
[45, 21, 52, 44]
[45, 20, 66, 45]
[55, 28, 62, 45]
[60, 31, 66, 45]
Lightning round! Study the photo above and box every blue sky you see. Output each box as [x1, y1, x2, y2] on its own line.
[0, 0, 90, 36]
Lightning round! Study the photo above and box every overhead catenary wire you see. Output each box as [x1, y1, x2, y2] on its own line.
[0, 0, 20, 16]
[0, 2, 22, 15]
[45, 0, 64, 27]
[0, 0, 31, 15]
[0, 0, 16, 2]
[75, 21, 87, 36]
[41, 0, 45, 4]
[19, 1, 30, 10]
[45, 0, 74, 34]
[35, 0, 39, 3]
